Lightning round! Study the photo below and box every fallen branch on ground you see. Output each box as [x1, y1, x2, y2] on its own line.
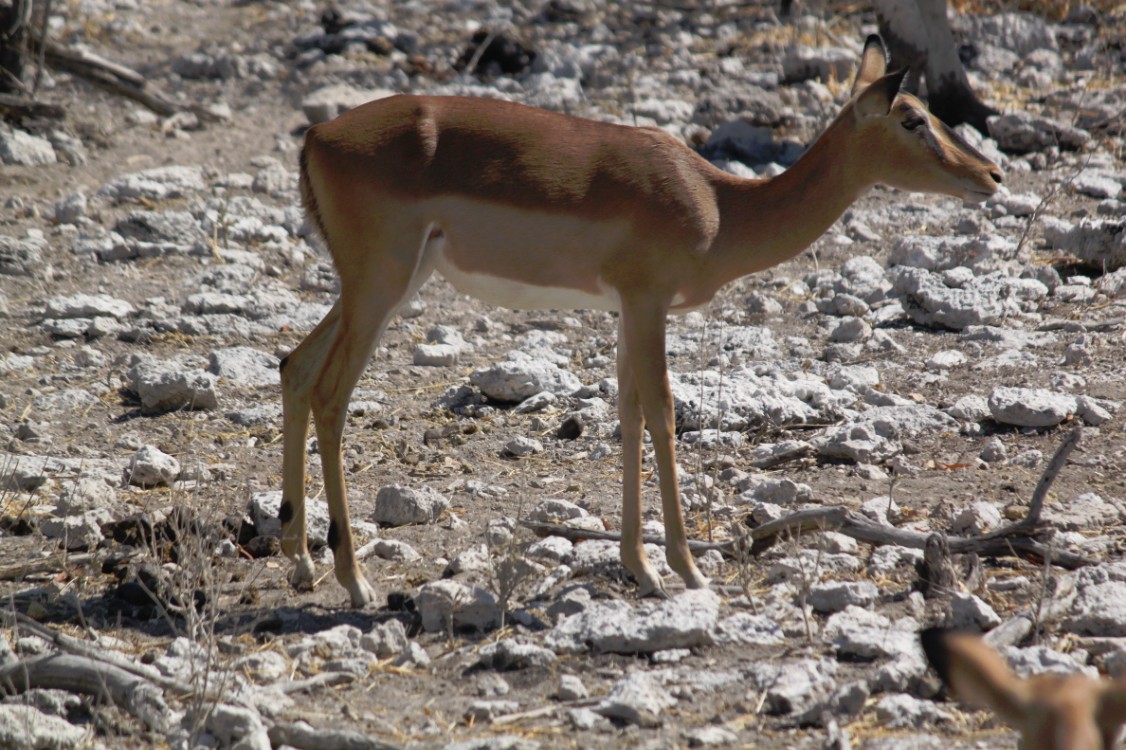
[0, 551, 97, 581]
[0, 91, 65, 119]
[0, 609, 194, 696]
[0, 653, 174, 733]
[523, 427, 1092, 570]
[268, 720, 404, 750]
[279, 671, 356, 694]
[36, 38, 180, 115]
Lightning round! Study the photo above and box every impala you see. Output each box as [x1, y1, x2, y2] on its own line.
[279, 35, 1002, 607]
[921, 628, 1126, 750]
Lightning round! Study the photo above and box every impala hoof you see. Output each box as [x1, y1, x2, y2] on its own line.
[346, 576, 378, 609]
[636, 574, 671, 600]
[682, 570, 710, 590]
[289, 556, 316, 592]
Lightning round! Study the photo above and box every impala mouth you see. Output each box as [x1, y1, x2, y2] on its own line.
[961, 188, 997, 204]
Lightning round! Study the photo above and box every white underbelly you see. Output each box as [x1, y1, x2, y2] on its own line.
[431, 238, 621, 311]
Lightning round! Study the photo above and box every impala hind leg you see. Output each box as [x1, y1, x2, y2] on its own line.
[617, 303, 709, 595]
[279, 301, 342, 592]
[310, 228, 433, 607]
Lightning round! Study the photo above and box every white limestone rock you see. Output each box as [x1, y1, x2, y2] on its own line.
[874, 694, 954, 729]
[746, 658, 839, 716]
[1055, 219, 1125, 271]
[815, 404, 957, 463]
[1064, 576, 1126, 637]
[950, 592, 1002, 630]
[988, 386, 1077, 427]
[373, 484, 449, 526]
[0, 125, 57, 165]
[127, 445, 181, 487]
[99, 165, 206, 202]
[45, 293, 134, 320]
[809, 581, 879, 614]
[0, 704, 87, 749]
[129, 359, 219, 413]
[471, 352, 582, 402]
[546, 589, 719, 654]
[593, 671, 676, 728]
[892, 267, 1047, 330]
[208, 346, 280, 387]
[415, 580, 501, 633]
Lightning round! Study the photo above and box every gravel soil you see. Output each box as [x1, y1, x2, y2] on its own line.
[1, 1, 1125, 749]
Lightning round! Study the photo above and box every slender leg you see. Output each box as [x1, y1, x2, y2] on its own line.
[307, 223, 431, 608]
[279, 300, 341, 591]
[616, 318, 667, 598]
[309, 313, 382, 607]
[619, 299, 709, 592]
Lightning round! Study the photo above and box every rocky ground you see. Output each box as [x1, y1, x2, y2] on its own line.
[1, 0, 1125, 749]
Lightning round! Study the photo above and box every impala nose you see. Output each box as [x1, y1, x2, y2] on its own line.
[990, 168, 1003, 185]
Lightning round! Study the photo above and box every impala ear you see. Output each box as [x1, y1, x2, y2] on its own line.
[921, 628, 1030, 727]
[851, 35, 888, 97]
[852, 66, 909, 119]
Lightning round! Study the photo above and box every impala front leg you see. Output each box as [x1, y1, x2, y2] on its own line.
[616, 324, 668, 598]
[619, 300, 709, 593]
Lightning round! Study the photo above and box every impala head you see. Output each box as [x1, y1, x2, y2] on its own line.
[921, 628, 1126, 750]
[846, 35, 1003, 203]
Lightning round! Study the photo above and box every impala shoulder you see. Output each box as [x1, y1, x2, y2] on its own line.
[649, 133, 722, 253]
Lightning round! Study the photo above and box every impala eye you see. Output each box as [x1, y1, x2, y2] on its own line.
[903, 116, 926, 131]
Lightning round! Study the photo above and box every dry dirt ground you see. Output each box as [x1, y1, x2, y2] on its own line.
[1, 1, 1125, 749]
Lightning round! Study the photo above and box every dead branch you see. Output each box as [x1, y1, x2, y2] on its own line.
[36, 38, 180, 115]
[0, 551, 96, 581]
[0, 653, 173, 733]
[0, 609, 193, 696]
[491, 697, 600, 726]
[0, 91, 63, 119]
[268, 720, 403, 750]
[522, 427, 1092, 570]
[1025, 424, 1082, 525]
[280, 671, 356, 694]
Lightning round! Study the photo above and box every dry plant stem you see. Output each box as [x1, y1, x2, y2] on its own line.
[522, 426, 1089, 569]
[1013, 152, 1093, 257]
[268, 720, 404, 750]
[1024, 425, 1082, 525]
[0, 653, 173, 733]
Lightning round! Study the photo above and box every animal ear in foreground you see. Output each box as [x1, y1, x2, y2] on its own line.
[920, 627, 1126, 750]
[277, 34, 1003, 608]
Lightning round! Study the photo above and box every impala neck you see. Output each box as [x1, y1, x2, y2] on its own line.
[711, 111, 870, 282]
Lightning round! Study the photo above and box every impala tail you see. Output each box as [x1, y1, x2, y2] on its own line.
[921, 628, 1126, 750]
[298, 146, 327, 244]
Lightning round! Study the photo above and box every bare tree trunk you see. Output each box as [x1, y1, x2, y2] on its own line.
[0, 0, 31, 93]
[871, 0, 998, 132]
